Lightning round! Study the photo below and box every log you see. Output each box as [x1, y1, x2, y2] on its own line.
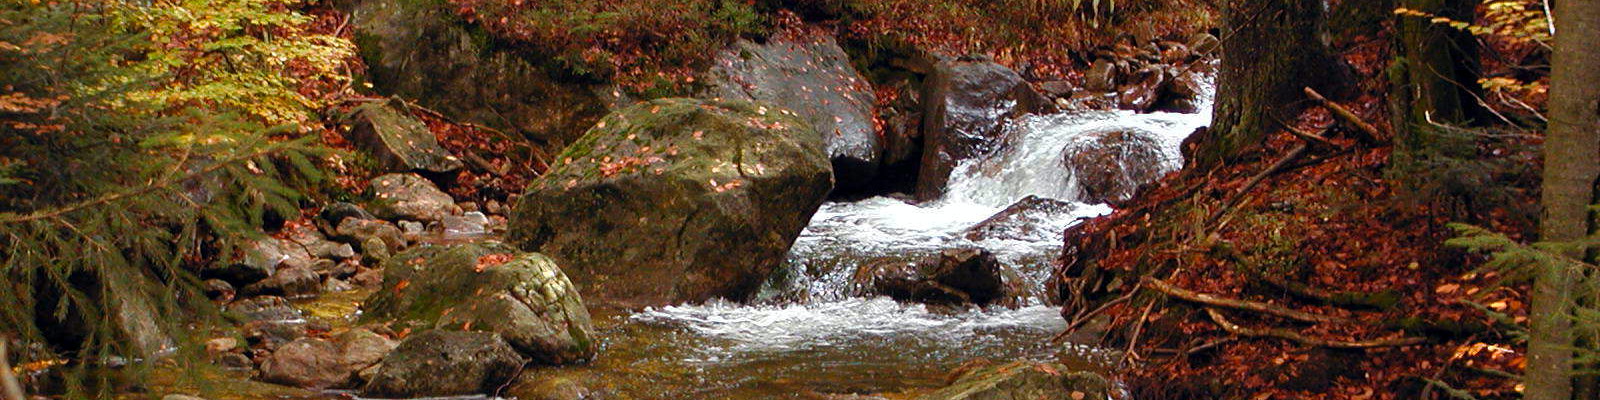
[1304, 87, 1385, 143]
[1144, 277, 1350, 324]
[1205, 308, 1427, 349]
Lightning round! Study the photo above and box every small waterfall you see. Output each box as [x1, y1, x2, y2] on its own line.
[638, 78, 1214, 356]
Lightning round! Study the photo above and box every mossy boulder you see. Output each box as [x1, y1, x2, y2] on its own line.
[362, 242, 595, 364]
[917, 361, 1112, 400]
[344, 99, 464, 173]
[347, 0, 614, 151]
[508, 98, 833, 306]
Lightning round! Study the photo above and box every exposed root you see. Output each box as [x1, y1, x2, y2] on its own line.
[1204, 308, 1427, 349]
[1143, 277, 1350, 324]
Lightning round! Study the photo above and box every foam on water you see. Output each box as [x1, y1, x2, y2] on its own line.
[636, 75, 1216, 362]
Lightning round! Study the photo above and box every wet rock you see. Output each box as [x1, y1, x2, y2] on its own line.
[226, 296, 301, 323]
[363, 243, 596, 364]
[205, 238, 289, 286]
[334, 218, 406, 262]
[344, 99, 464, 174]
[916, 58, 1056, 200]
[1037, 81, 1077, 98]
[202, 279, 235, 302]
[507, 374, 606, 400]
[508, 98, 832, 305]
[707, 33, 880, 189]
[319, 202, 375, 226]
[361, 330, 525, 398]
[1084, 59, 1118, 92]
[368, 173, 455, 222]
[283, 224, 356, 261]
[350, 267, 385, 288]
[259, 329, 397, 390]
[205, 337, 239, 354]
[1060, 128, 1169, 204]
[1153, 69, 1207, 114]
[323, 278, 356, 293]
[242, 320, 305, 352]
[440, 211, 490, 238]
[350, 0, 611, 153]
[398, 220, 426, 241]
[217, 353, 253, 370]
[241, 265, 322, 298]
[1117, 65, 1167, 112]
[916, 361, 1111, 400]
[855, 248, 1016, 307]
[962, 196, 1079, 242]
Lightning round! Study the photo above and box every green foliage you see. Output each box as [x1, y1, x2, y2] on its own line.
[1446, 223, 1600, 376]
[0, 0, 343, 394]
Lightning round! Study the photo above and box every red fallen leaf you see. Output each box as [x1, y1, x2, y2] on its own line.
[394, 279, 410, 293]
[476, 253, 515, 272]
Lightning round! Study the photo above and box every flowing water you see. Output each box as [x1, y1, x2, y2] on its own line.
[606, 80, 1216, 398]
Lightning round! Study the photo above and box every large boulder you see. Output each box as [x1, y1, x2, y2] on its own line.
[508, 98, 833, 305]
[362, 243, 595, 364]
[1061, 128, 1169, 204]
[258, 329, 397, 390]
[344, 99, 464, 174]
[917, 361, 1112, 400]
[916, 58, 1056, 200]
[368, 173, 456, 222]
[348, 0, 612, 152]
[706, 33, 880, 189]
[361, 330, 525, 398]
[853, 248, 1017, 307]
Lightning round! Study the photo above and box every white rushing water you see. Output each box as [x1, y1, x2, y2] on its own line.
[637, 77, 1215, 356]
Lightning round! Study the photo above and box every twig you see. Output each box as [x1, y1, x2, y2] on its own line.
[1304, 87, 1385, 144]
[1, 341, 25, 400]
[1122, 299, 1159, 365]
[1053, 284, 1140, 343]
[1144, 277, 1350, 324]
[1284, 125, 1337, 147]
[1205, 308, 1426, 349]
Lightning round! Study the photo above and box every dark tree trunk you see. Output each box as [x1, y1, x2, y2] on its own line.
[1196, 0, 1348, 168]
[1531, 1, 1600, 399]
[1388, 0, 1484, 191]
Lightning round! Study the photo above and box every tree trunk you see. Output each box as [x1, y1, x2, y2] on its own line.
[1530, 1, 1600, 399]
[1388, 0, 1484, 194]
[1196, 0, 1347, 168]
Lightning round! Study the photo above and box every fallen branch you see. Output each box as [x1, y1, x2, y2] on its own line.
[1304, 87, 1385, 144]
[1144, 277, 1350, 324]
[1205, 308, 1426, 349]
[1206, 142, 1311, 225]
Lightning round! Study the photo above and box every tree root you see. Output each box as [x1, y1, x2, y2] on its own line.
[1205, 308, 1426, 349]
[1144, 277, 1351, 324]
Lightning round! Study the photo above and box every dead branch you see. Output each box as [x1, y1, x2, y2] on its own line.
[1205, 308, 1426, 349]
[1144, 277, 1350, 324]
[1053, 289, 1136, 343]
[1304, 87, 1385, 144]
[1284, 125, 1337, 147]
[1205, 142, 1311, 225]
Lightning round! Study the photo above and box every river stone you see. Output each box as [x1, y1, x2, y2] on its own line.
[241, 264, 321, 298]
[1060, 128, 1169, 204]
[916, 58, 1056, 201]
[917, 361, 1111, 400]
[1154, 68, 1207, 114]
[706, 32, 880, 189]
[368, 173, 455, 222]
[226, 296, 301, 323]
[349, 0, 612, 153]
[363, 242, 596, 364]
[334, 218, 406, 262]
[320, 202, 376, 226]
[259, 329, 397, 390]
[508, 98, 833, 305]
[361, 330, 525, 398]
[345, 99, 464, 173]
[962, 196, 1079, 242]
[1117, 65, 1167, 112]
[854, 248, 1017, 307]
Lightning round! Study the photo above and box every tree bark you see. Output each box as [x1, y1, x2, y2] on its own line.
[1530, 1, 1600, 399]
[1388, 0, 1483, 192]
[1196, 0, 1346, 168]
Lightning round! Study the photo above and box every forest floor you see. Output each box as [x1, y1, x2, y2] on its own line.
[1057, 15, 1540, 400]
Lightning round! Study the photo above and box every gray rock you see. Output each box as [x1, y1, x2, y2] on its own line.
[226, 296, 301, 323]
[241, 265, 321, 298]
[916, 361, 1111, 400]
[916, 59, 1056, 200]
[963, 196, 1079, 242]
[320, 202, 376, 226]
[707, 33, 880, 189]
[361, 330, 525, 398]
[508, 98, 832, 305]
[363, 243, 596, 364]
[258, 328, 397, 390]
[368, 173, 455, 222]
[334, 218, 406, 262]
[345, 99, 464, 173]
[441, 211, 489, 238]
[1060, 128, 1169, 203]
[854, 248, 1017, 307]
